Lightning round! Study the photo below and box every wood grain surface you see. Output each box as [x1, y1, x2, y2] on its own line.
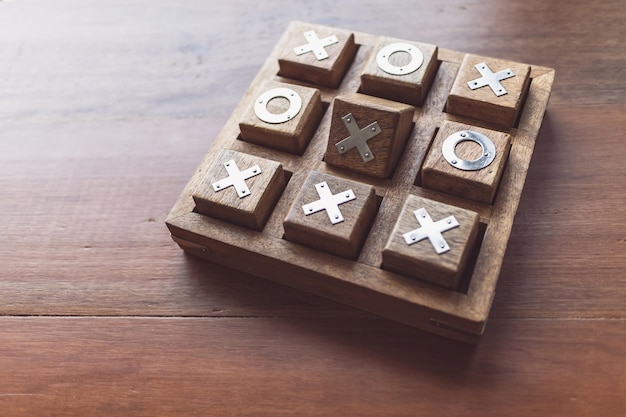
[1, 0, 624, 416]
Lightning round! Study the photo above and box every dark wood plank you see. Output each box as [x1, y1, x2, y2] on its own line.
[0, 317, 624, 417]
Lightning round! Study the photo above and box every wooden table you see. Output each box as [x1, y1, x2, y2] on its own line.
[1, 1, 624, 415]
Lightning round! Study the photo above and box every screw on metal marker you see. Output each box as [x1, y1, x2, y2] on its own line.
[442, 130, 497, 171]
[254, 87, 302, 124]
[376, 42, 424, 76]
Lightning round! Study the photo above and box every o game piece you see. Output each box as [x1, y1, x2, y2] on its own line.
[239, 80, 323, 155]
[360, 36, 438, 106]
[254, 87, 302, 124]
[376, 42, 424, 75]
[441, 130, 496, 172]
[420, 120, 511, 204]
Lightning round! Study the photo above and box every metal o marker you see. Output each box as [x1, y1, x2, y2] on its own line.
[254, 87, 302, 124]
[376, 42, 424, 76]
[442, 130, 497, 171]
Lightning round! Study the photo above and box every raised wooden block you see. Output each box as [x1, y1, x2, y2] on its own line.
[283, 171, 377, 259]
[360, 37, 438, 106]
[193, 150, 286, 231]
[239, 80, 324, 155]
[323, 93, 415, 179]
[421, 120, 511, 204]
[446, 54, 531, 128]
[382, 195, 480, 290]
[277, 22, 358, 88]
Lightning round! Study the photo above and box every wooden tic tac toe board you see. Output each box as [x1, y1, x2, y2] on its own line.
[166, 21, 555, 343]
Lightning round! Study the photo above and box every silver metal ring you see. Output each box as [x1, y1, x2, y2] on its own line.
[442, 130, 497, 171]
[254, 87, 302, 124]
[376, 42, 424, 76]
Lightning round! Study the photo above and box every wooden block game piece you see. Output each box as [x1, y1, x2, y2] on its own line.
[446, 54, 531, 128]
[360, 37, 438, 106]
[193, 150, 287, 231]
[420, 120, 511, 204]
[382, 195, 479, 290]
[239, 80, 324, 155]
[283, 171, 377, 259]
[277, 22, 358, 88]
[323, 93, 415, 179]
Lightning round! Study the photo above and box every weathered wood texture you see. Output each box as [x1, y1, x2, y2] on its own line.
[1, 0, 625, 415]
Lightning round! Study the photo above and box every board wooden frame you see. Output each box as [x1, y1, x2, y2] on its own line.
[166, 21, 555, 343]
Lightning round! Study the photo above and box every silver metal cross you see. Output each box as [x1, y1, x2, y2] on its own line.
[467, 62, 515, 97]
[302, 181, 356, 225]
[402, 208, 459, 254]
[334, 113, 382, 163]
[293, 30, 339, 61]
[212, 159, 262, 199]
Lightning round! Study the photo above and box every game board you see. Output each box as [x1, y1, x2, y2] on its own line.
[166, 21, 555, 343]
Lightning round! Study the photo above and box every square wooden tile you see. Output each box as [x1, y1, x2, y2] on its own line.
[277, 21, 358, 88]
[324, 93, 415, 179]
[446, 54, 531, 128]
[382, 195, 479, 290]
[420, 120, 511, 204]
[239, 80, 324, 155]
[283, 171, 377, 259]
[360, 37, 438, 106]
[193, 150, 287, 231]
